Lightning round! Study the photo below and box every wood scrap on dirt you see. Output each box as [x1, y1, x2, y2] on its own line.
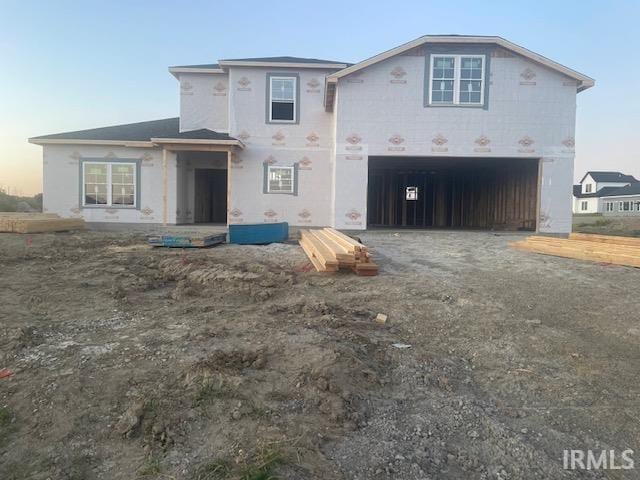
[0, 213, 85, 234]
[299, 228, 378, 275]
[510, 233, 640, 268]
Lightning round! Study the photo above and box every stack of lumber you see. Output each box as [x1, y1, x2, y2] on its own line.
[299, 228, 378, 275]
[0, 213, 85, 233]
[148, 233, 226, 248]
[510, 233, 640, 268]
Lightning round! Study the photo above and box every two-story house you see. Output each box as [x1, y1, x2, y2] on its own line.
[573, 171, 639, 214]
[29, 35, 594, 233]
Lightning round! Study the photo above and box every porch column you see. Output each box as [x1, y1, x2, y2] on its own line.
[162, 147, 168, 226]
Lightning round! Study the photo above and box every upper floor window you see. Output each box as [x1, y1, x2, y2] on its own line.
[83, 161, 136, 207]
[269, 76, 297, 122]
[585, 184, 592, 193]
[429, 54, 485, 106]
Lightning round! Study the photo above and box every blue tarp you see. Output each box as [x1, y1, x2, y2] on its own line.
[228, 222, 289, 244]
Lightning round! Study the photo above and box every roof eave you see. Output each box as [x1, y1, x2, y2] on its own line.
[150, 138, 245, 149]
[168, 66, 226, 79]
[218, 60, 349, 69]
[28, 138, 155, 147]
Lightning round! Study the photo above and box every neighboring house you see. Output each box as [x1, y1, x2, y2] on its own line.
[29, 35, 594, 233]
[573, 171, 639, 215]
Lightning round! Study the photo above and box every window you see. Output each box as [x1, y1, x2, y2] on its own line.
[585, 184, 592, 193]
[83, 162, 136, 207]
[605, 202, 614, 212]
[623, 201, 631, 211]
[269, 76, 297, 122]
[267, 166, 294, 194]
[429, 54, 485, 106]
[581, 201, 588, 211]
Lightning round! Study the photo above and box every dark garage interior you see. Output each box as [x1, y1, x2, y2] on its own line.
[367, 157, 540, 230]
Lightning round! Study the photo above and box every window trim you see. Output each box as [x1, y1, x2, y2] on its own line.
[263, 163, 299, 196]
[266, 73, 300, 124]
[428, 54, 486, 107]
[79, 158, 141, 209]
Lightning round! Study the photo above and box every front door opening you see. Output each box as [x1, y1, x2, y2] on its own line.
[194, 169, 227, 223]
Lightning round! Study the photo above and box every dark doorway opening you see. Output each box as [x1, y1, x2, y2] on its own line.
[194, 169, 227, 223]
[368, 157, 539, 230]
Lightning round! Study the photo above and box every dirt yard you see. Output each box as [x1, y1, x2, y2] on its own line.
[573, 215, 640, 237]
[1, 229, 639, 479]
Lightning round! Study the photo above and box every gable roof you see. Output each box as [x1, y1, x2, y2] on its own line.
[29, 118, 241, 147]
[327, 35, 594, 88]
[580, 171, 638, 184]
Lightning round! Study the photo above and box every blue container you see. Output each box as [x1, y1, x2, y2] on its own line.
[228, 222, 289, 245]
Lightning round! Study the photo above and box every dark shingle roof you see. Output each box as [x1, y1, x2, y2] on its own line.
[169, 63, 220, 70]
[220, 56, 351, 65]
[582, 171, 638, 183]
[31, 118, 236, 142]
[600, 183, 640, 197]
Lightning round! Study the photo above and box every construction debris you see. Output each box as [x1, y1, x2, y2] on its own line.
[0, 213, 85, 233]
[299, 228, 379, 275]
[148, 233, 226, 248]
[375, 313, 388, 324]
[510, 233, 640, 268]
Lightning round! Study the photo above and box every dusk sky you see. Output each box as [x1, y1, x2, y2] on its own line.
[1, 0, 638, 195]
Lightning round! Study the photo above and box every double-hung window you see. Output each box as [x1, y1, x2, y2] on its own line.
[429, 54, 485, 106]
[269, 76, 297, 122]
[83, 162, 136, 207]
[267, 166, 294, 194]
[581, 201, 588, 211]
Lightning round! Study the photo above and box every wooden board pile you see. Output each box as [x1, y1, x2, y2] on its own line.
[148, 233, 226, 248]
[510, 233, 640, 268]
[0, 213, 85, 233]
[299, 228, 378, 275]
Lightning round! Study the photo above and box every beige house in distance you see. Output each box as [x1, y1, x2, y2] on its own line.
[30, 35, 594, 233]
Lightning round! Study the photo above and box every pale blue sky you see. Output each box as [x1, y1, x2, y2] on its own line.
[1, 0, 638, 194]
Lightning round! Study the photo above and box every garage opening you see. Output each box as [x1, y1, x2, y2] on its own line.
[368, 157, 539, 230]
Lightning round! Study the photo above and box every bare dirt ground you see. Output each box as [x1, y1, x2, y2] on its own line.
[1, 229, 639, 479]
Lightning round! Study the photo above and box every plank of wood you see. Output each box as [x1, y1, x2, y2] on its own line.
[510, 240, 640, 268]
[1, 216, 85, 234]
[569, 233, 640, 247]
[309, 230, 355, 266]
[299, 238, 326, 272]
[300, 230, 339, 269]
[323, 228, 366, 253]
[522, 237, 640, 256]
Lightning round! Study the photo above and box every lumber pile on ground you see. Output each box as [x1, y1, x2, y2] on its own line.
[299, 228, 378, 275]
[0, 213, 85, 233]
[510, 233, 640, 268]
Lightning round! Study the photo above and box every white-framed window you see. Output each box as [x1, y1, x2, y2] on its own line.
[267, 166, 294, 194]
[581, 201, 588, 211]
[622, 201, 631, 211]
[605, 202, 614, 212]
[429, 54, 485, 106]
[83, 162, 136, 207]
[269, 76, 297, 122]
[585, 184, 592, 193]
